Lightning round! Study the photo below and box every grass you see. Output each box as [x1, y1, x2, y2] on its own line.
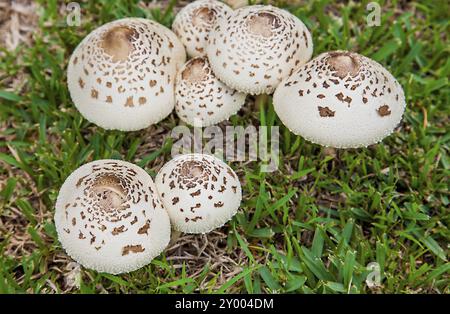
[0, 0, 449, 294]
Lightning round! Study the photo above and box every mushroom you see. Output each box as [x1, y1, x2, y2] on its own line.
[273, 50, 407, 148]
[175, 56, 246, 127]
[67, 18, 186, 131]
[155, 154, 242, 234]
[206, 5, 313, 95]
[54, 159, 171, 274]
[172, 0, 233, 58]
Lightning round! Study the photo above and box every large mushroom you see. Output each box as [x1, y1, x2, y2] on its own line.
[172, 0, 233, 58]
[206, 5, 313, 95]
[67, 18, 186, 131]
[175, 56, 246, 127]
[54, 160, 171, 274]
[155, 154, 242, 234]
[273, 51, 407, 148]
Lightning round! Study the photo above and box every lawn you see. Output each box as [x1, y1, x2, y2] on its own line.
[0, 0, 449, 293]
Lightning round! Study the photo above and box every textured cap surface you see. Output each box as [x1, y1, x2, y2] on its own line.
[67, 18, 186, 131]
[206, 5, 313, 95]
[175, 56, 246, 127]
[55, 160, 171, 274]
[173, 0, 233, 58]
[273, 51, 407, 148]
[155, 154, 242, 234]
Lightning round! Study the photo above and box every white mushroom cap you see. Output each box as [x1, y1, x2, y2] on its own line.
[273, 51, 407, 148]
[206, 5, 313, 95]
[67, 18, 186, 131]
[55, 160, 171, 274]
[155, 154, 242, 234]
[175, 56, 246, 127]
[172, 0, 233, 58]
[158, 21, 188, 71]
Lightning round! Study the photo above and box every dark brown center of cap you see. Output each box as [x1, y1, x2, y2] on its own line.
[180, 161, 204, 178]
[327, 52, 360, 79]
[247, 12, 281, 37]
[182, 58, 209, 83]
[192, 7, 216, 26]
[100, 26, 137, 62]
[92, 174, 126, 211]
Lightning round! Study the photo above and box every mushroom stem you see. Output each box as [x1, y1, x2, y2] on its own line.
[255, 94, 269, 112]
[169, 229, 182, 246]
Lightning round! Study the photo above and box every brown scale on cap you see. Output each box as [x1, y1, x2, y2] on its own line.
[111, 225, 127, 235]
[377, 105, 391, 117]
[78, 78, 85, 89]
[124, 96, 134, 107]
[122, 244, 145, 256]
[318, 106, 335, 117]
[190, 216, 203, 222]
[137, 220, 151, 235]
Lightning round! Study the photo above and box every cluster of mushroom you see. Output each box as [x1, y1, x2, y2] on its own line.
[55, 154, 242, 274]
[59, 0, 407, 274]
[67, 0, 406, 147]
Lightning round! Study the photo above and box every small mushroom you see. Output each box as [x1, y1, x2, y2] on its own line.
[54, 160, 171, 274]
[155, 154, 242, 234]
[273, 50, 407, 148]
[67, 18, 186, 131]
[206, 5, 313, 95]
[172, 0, 233, 58]
[175, 56, 246, 127]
